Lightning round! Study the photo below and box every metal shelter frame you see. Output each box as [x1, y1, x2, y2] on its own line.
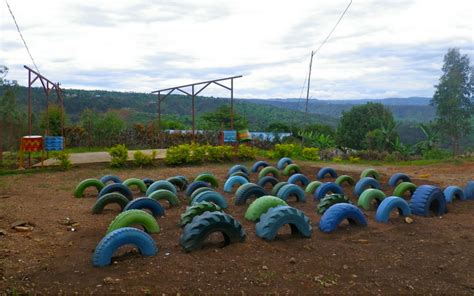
[25, 65, 65, 136]
[151, 75, 243, 139]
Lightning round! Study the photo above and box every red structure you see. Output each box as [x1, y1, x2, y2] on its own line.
[151, 75, 243, 139]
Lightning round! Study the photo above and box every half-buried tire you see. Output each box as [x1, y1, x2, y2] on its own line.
[251, 161, 269, 173]
[409, 185, 447, 217]
[180, 211, 246, 252]
[357, 189, 386, 210]
[375, 196, 411, 223]
[75, 178, 105, 198]
[277, 184, 306, 202]
[319, 203, 367, 233]
[256, 206, 312, 240]
[146, 180, 177, 196]
[314, 182, 344, 200]
[443, 186, 466, 203]
[283, 164, 301, 176]
[194, 173, 219, 188]
[277, 157, 293, 170]
[148, 189, 180, 207]
[99, 175, 122, 185]
[464, 181, 474, 200]
[388, 173, 411, 187]
[393, 182, 417, 198]
[185, 181, 211, 198]
[244, 195, 288, 222]
[106, 209, 160, 234]
[122, 178, 147, 193]
[179, 201, 222, 228]
[258, 166, 280, 179]
[191, 191, 228, 209]
[317, 167, 337, 180]
[353, 177, 381, 197]
[257, 176, 279, 189]
[92, 227, 157, 267]
[360, 168, 380, 180]
[224, 176, 249, 193]
[335, 175, 355, 186]
[92, 192, 130, 214]
[122, 197, 165, 217]
[288, 173, 310, 187]
[98, 183, 133, 201]
[317, 194, 350, 215]
[235, 183, 267, 205]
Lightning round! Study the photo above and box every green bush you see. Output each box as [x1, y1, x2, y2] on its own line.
[53, 151, 72, 170]
[133, 150, 156, 167]
[187, 143, 207, 164]
[422, 148, 450, 160]
[273, 144, 299, 159]
[236, 145, 258, 160]
[108, 144, 128, 167]
[165, 144, 191, 165]
[302, 147, 320, 161]
[207, 145, 233, 162]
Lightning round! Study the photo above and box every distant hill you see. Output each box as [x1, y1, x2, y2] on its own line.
[245, 97, 435, 122]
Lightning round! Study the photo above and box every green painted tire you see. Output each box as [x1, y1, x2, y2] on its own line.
[357, 189, 386, 210]
[283, 164, 301, 176]
[271, 182, 289, 196]
[335, 175, 355, 186]
[74, 178, 105, 198]
[194, 173, 219, 188]
[393, 182, 417, 198]
[92, 193, 130, 214]
[166, 176, 188, 191]
[180, 201, 222, 228]
[148, 189, 180, 207]
[305, 181, 322, 194]
[106, 209, 160, 234]
[244, 195, 288, 222]
[317, 194, 350, 215]
[122, 178, 147, 193]
[258, 166, 280, 179]
[360, 168, 380, 180]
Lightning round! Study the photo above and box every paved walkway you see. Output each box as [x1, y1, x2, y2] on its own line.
[34, 149, 167, 167]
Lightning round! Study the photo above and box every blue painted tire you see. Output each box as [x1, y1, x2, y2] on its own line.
[276, 157, 293, 170]
[410, 185, 447, 217]
[185, 181, 211, 198]
[166, 176, 188, 191]
[251, 161, 269, 173]
[180, 211, 246, 252]
[277, 184, 306, 202]
[354, 177, 381, 197]
[122, 197, 165, 217]
[228, 164, 250, 177]
[314, 182, 344, 200]
[100, 175, 122, 184]
[92, 227, 157, 267]
[288, 173, 310, 186]
[464, 181, 474, 200]
[256, 205, 312, 240]
[191, 191, 228, 209]
[317, 167, 338, 180]
[142, 178, 154, 188]
[146, 180, 177, 196]
[224, 176, 249, 193]
[98, 183, 133, 201]
[375, 196, 411, 223]
[388, 173, 411, 187]
[234, 183, 267, 205]
[319, 203, 367, 233]
[443, 186, 465, 203]
[257, 176, 279, 189]
[229, 171, 250, 180]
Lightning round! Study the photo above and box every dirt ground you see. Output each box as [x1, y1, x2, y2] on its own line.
[1, 160, 473, 295]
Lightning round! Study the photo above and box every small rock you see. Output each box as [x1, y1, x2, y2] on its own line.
[14, 226, 33, 232]
[289, 257, 296, 264]
[103, 277, 120, 285]
[11, 221, 28, 228]
[343, 264, 349, 270]
[0, 229, 6, 235]
[404, 217, 414, 224]
[356, 239, 369, 244]
[262, 265, 268, 270]
[351, 274, 358, 278]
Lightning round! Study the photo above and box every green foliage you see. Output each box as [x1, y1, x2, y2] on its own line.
[273, 144, 299, 159]
[40, 104, 65, 136]
[165, 144, 191, 165]
[302, 147, 320, 161]
[53, 151, 72, 170]
[236, 145, 258, 160]
[133, 150, 156, 167]
[432, 48, 474, 155]
[80, 109, 125, 146]
[206, 145, 233, 162]
[422, 148, 451, 160]
[299, 131, 335, 149]
[200, 105, 248, 130]
[108, 144, 128, 167]
[267, 122, 290, 132]
[336, 103, 397, 150]
[0, 87, 23, 153]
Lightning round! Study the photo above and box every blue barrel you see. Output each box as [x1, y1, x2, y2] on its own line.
[44, 136, 64, 151]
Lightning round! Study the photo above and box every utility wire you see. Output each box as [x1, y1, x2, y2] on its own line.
[4, 0, 41, 74]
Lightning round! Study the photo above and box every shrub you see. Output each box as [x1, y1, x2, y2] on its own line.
[422, 148, 450, 160]
[108, 144, 128, 167]
[236, 145, 258, 160]
[273, 144, 299, 159]
[332, 156, 342, 162]
[302, 147, 320, 161]
[133, 150, 156, 167]
[165, 144, 191, 165]
[187, 143, 207, 164]
[348, 156, 360, 163]
[207, 145, 234, 162]
[53, 151, 72, 170]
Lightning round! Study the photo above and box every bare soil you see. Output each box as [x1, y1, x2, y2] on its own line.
[1, 160, 473, 295]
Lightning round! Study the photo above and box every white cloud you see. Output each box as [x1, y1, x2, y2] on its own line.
[0, 0, 473, 99]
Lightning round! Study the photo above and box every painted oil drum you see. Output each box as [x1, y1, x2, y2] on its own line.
[21, 136, 43, 152]
[44, 136, 64, 151]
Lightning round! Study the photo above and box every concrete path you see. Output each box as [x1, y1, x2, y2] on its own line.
[34, 149, 166, 167]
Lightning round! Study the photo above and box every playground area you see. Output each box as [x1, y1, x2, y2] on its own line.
[1, 160, 473, 294]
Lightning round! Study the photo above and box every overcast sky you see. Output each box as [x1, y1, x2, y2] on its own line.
[1, 0, 473, 99]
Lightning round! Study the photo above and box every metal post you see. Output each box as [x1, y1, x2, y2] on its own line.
[230, 78, 234, 130]
[192, 85, 195, 141]
[28, 70, 32, 135]
[302, 51, 314, 147]
[157, 92, 161, 132]
[46, 84, 50, 136]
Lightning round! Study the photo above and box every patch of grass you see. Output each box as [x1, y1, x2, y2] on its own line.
[64, 147, 108, 153]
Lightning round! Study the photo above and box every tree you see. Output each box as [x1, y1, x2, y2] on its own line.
[432, 48, 474, 155]
[336, 103, 397, 150]
[40, 104, 66, 136]
[200, 105, 248, 130]
[0, 88, 21, 161]
[266, 122, 290, 132]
